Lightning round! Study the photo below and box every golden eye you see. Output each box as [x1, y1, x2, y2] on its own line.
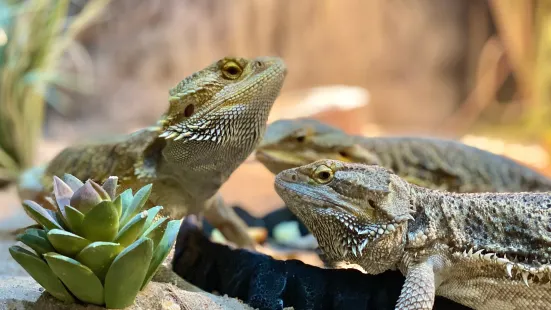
[222, 61, 242, 79]
[313, 165, 334, 184]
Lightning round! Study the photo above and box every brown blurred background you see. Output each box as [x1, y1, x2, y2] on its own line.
[2, 0, 550, 217]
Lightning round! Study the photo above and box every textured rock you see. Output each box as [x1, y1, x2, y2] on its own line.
[0, 276, 254, 310]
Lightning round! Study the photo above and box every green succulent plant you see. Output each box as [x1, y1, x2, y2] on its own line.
[9, 174, 181, 308]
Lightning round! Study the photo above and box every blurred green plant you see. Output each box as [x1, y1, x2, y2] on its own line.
[0, 0, 109, 186]
[10, 174, 180, 308]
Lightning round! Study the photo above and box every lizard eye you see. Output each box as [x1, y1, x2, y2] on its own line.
[184, 104, 195, 117]
[338, 151, 348, 158]
[313, 165, 334, 184]
[296, 135, 305, 143]
[222, 61, 243, 79]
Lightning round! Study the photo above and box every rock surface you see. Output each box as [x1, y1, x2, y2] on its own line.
[0, 276, 254, 310]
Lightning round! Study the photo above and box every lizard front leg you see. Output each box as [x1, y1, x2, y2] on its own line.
[396, 259, 436, 310]
[202, 193, 256, 249]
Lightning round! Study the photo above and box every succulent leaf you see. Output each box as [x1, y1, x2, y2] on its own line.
[76, 242, 123, 283]
[114, 211, 148, 247]
[141, 219, 181, 289]
[101, 177, 118, 200]
[89, 180, 111, 201]
[9, 246, 75, 303]
[53, 176, 73, 216]
[140, 206, 163, 235]
[118, 188, 133, 218]
[112, 195, 123, 218]
[22, 200, 63, 231]
[63, 173, 84, 191]
[80, 201, 119, 242]
[16, 233, 56, 256]
[119, 184, 152, 226]
[70, 180, 104, 213]
[44, 253, 104, 306]
[141, 217, 168, 250]
[63, 205, 85, 233]
[104, 237, 153, 309]
[47, 229, 91, 257]
[25, 228, 48, 239]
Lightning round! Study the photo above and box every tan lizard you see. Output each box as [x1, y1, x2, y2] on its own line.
[256, 118, 551, 193]
[17, 56, 287, 248]
[275, 159, 551, 310]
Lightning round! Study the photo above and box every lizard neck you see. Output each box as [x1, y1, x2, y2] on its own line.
[405, 185, 451, 249]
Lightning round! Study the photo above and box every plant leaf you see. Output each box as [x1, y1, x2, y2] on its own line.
[89, 179, 111, 201]
[69, 180, 103, 213]
[140, 205, 163, 235]
[47, 229, 91, 257]
[118, 188, 133, 218]
[63, 173, 84, 191]
[52, 176, 73, 216]
[9, 246, 75, 303]
[119, 184, 152, 226]
[21, 200, 63, 231]
[76, 241, 123, 283]
[112, 194, 122, 219]
[101, 176, 118, 200]
[16, 233, 55, 256]
[44, 253, 104, 305]
[104, 237, 153, 309]
[25, 228, 48, 239]
[141, 220, 181, 289]
[141, 217, 167, 250]
[64, 205, 84, 233]
[114, 211, 148, 247]
[80, 201, 119, 242]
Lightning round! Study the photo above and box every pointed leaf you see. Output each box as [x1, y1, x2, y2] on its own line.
[101, 176, 118, 200]
[104, 238, 153, 308]
[53, 176, 73, 216]
[64, 205, 84, 233]
[140, 206, 163, 235]
[22, 200, 63, 230]
[76, 242, 123, 282]
[63, 173, 84, 191]
[141, 217, 168, 249]
[17, 233, 55, 256]
[112, 195, 123, 219]
[47, 229, 91, 257]
[70, 180, 103, 213]
[44, 253, 104, 305]
[80, 201, 119, 242]
[120, 184, 152, 226]
[9, 246, 75, 303]
[118, 189, 133, 217]
[89, 180, 111, 201]
[142, 219, 181, 289]
[114, 211, 148, 247]
[25, 228, 48, 239]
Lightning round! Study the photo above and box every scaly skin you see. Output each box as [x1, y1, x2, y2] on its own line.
[18, 56, 287, 248]
[275, 159, 551, 310]
[257, 118, 551, 193]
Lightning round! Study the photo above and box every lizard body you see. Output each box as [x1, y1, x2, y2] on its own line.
[257, 118, 551, 193]
[275, 159, 551, 310]
[19, 56, 287, 247]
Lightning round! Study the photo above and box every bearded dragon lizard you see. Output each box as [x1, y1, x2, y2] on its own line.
[17, 56, 287, 248]
[275, 159, 551, 310]
[257, 118, 551, 193]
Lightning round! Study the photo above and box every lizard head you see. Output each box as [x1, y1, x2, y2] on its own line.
[256, 118, 381, 174]
[156, 56, 287, 177]
[274, 159, 413, 274]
